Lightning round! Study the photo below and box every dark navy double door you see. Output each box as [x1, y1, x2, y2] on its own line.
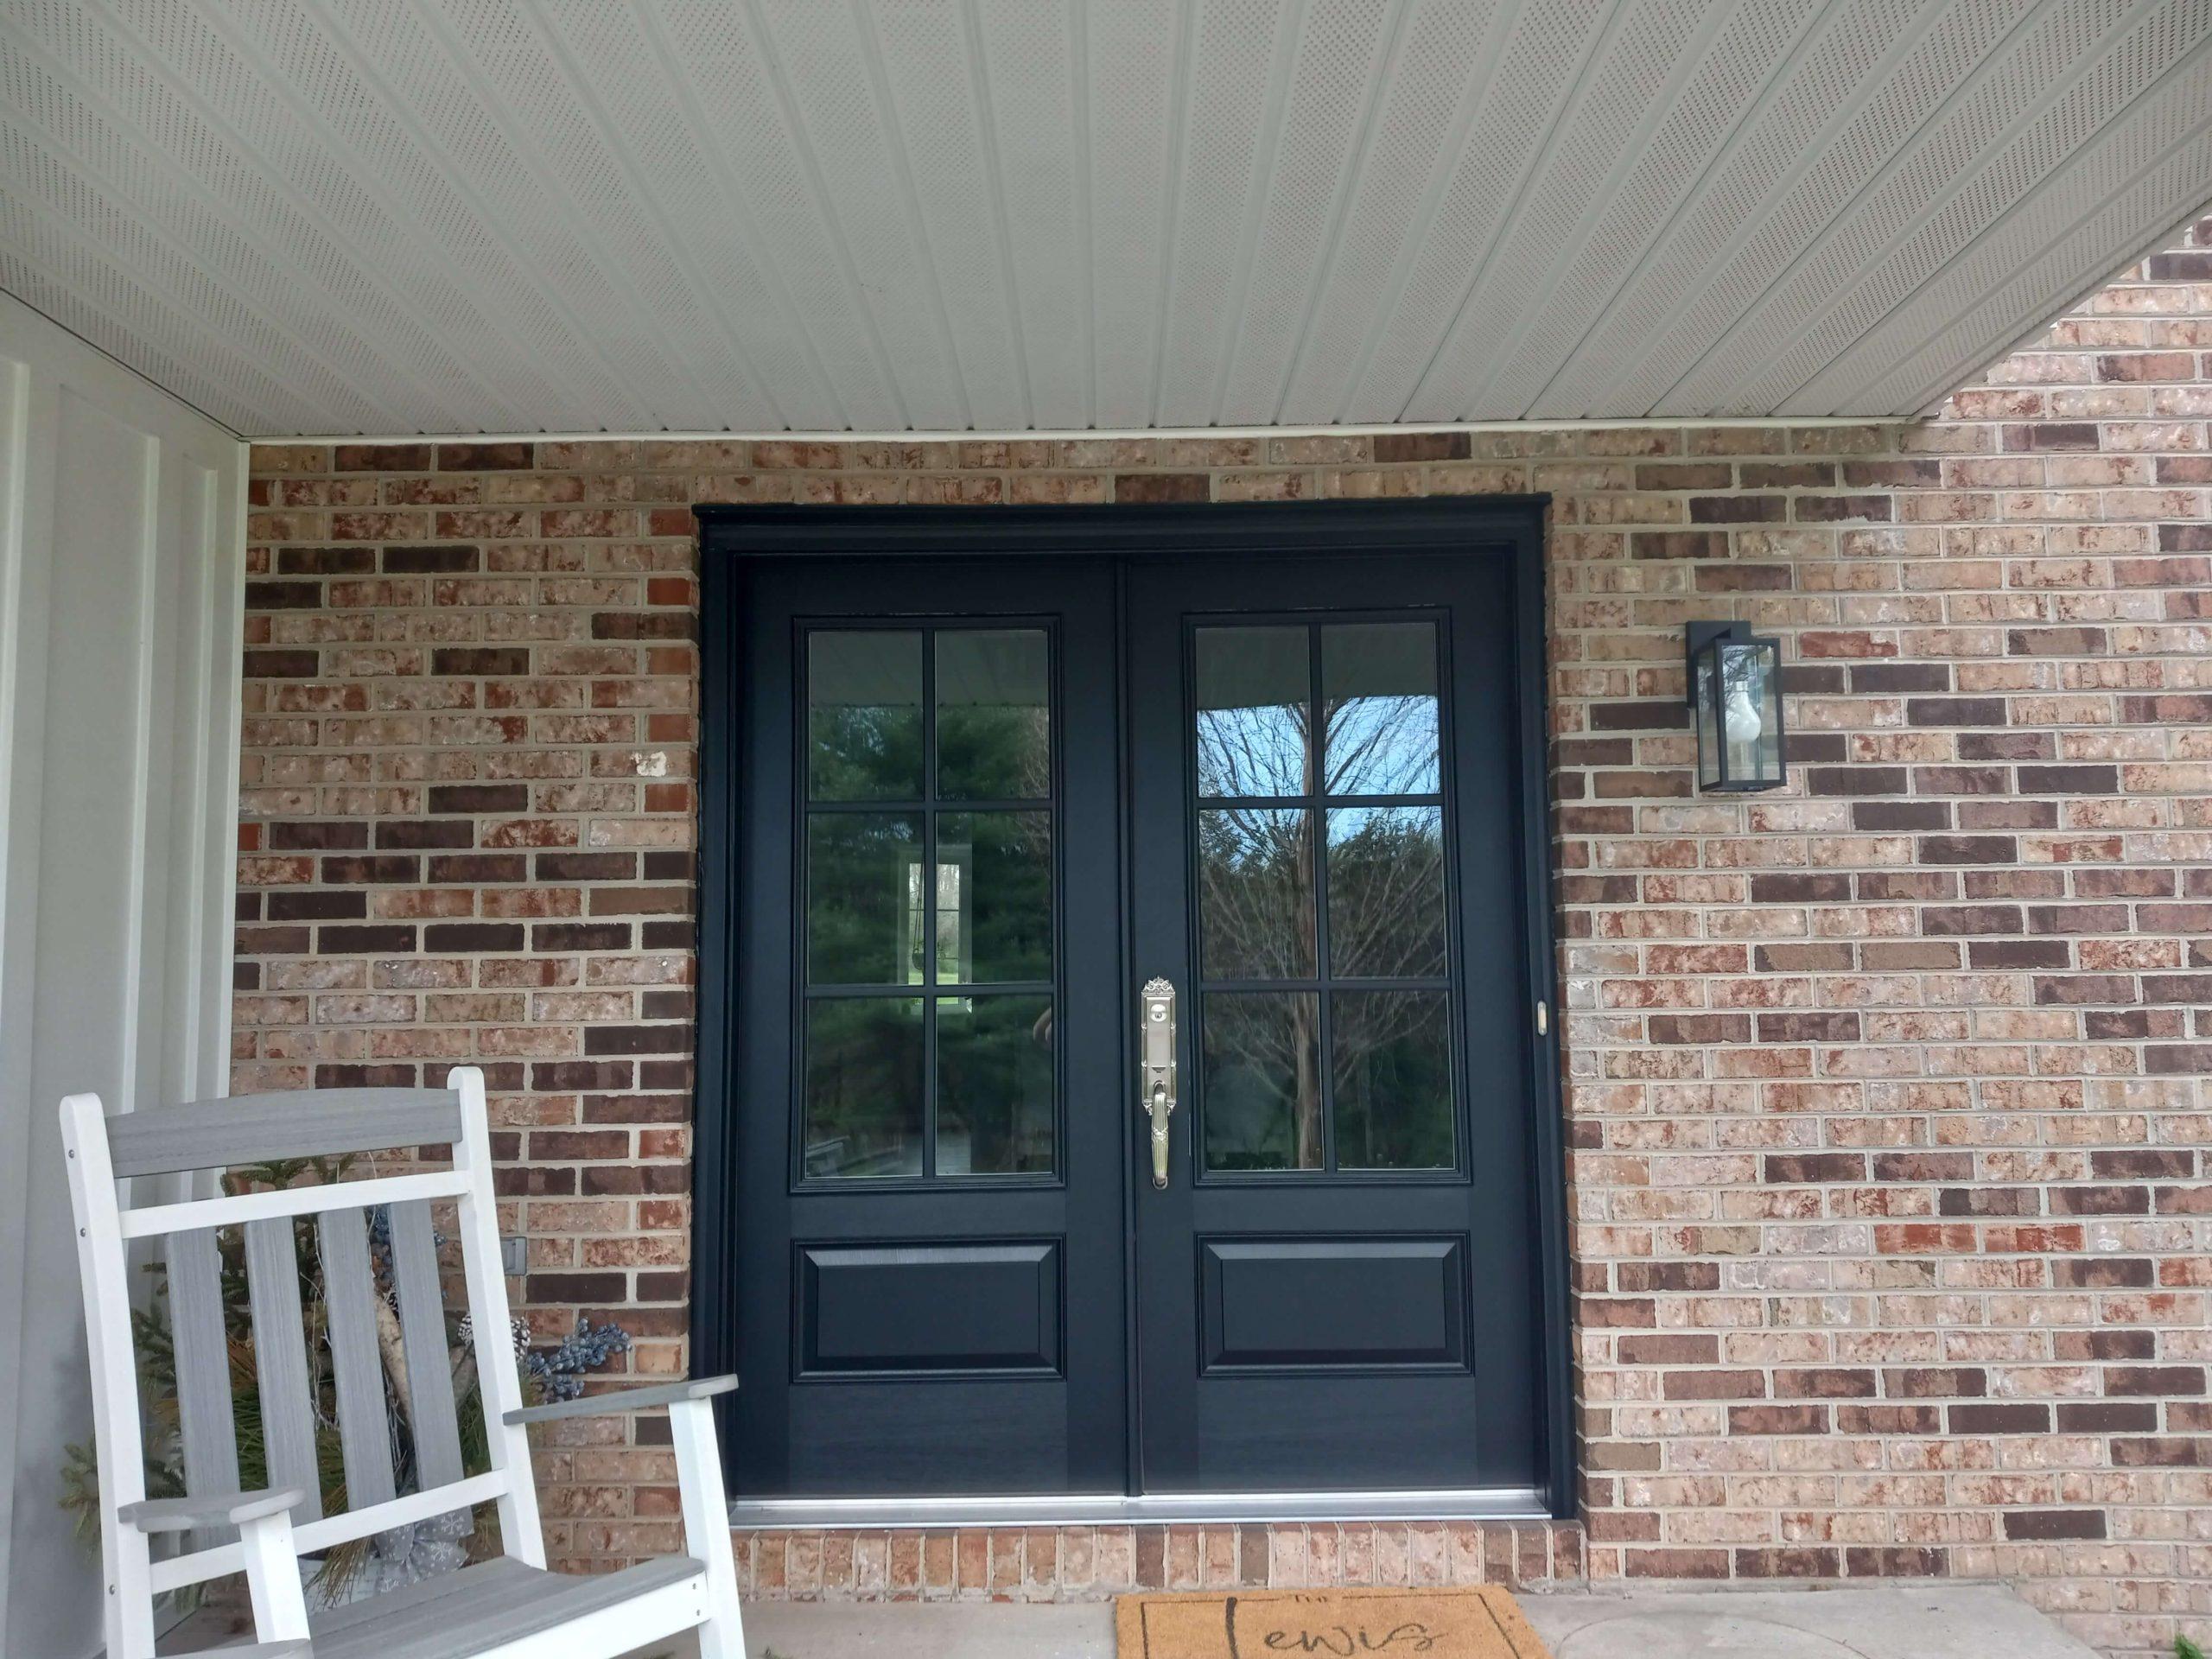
[721, 536, 1546, 1501]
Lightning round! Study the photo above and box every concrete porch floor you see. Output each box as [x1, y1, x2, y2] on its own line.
[612, 1583, 2095, 1659]
[171, 1580, 2095, 1656]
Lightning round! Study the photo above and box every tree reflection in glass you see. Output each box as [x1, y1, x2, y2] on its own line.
[1327, 805, 1445, 979]
[1192, 620, 1453, 1173]
[1198, 808, 1315, 981]
[809, 631, 924, 801]
[1324, 622, 1439, 796]
[938, 630, 1050, 800]
[803, 998, 925, 1178]
[807, 813, 922, 984]
[935, 810, 1053, 984]
[1333, 990, 1452, 1169]
[1201, 991, 1322, 1170]
[803, 626, 1059, 1180]
[938, 994, 1054, 1174]
[1195, 626, 1309, 797]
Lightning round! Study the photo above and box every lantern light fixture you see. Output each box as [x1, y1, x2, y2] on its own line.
[1687, 621, 1785, 792]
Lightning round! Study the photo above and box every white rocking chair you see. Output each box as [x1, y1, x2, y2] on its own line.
[61, 1066, 745, 1659]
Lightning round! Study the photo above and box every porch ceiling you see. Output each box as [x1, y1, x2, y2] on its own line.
[4, 3, 2212, 440]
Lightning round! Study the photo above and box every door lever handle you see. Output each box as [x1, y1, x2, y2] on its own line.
[1140, 978, 1177, 1190]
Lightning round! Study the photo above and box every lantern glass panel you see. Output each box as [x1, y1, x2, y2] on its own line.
[1693, 645, 1721, 791]
[1753, 640, 1783, 783]
[1717, 639, 1775, 787]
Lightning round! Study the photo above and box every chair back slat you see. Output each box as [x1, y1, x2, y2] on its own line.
[166, 1226, 242, 1547]
[242, 1217, 323, 1523]
[317, 1208, 397, 1510]
[107, 1088, 462, 1178]
[386, 1198, 466, 1491]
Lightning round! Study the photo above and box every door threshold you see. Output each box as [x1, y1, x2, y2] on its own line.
[728, 1488, 1549, 1530]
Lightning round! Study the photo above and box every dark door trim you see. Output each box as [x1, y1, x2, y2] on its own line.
[691, 498, 1573, 1519]
[695, 498, 1547, 556]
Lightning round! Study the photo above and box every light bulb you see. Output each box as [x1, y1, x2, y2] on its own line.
[1723, 683, 1762, 747]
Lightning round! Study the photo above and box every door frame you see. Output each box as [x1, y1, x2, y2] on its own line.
[691, 499, 1573, 1520]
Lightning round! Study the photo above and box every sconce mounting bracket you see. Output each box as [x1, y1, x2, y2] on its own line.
[1685, 620, 1749, 705]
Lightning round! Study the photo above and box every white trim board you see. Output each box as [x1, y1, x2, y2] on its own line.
[0, 288, 245, 1659]
[272, 414, 1910, 448]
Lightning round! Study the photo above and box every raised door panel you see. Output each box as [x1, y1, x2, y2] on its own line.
[798, 1240, 1062, 1376]
[1200, 1236, 1466, 1373]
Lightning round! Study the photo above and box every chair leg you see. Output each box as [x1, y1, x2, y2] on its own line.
[668, 1398, 746, 1659]
[238, 1510, 311, 1643]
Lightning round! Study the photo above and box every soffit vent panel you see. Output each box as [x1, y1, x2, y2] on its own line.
[3, 0, 2209, 437]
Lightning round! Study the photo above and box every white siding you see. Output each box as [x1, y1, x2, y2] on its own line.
[0, 289, 244, 1658]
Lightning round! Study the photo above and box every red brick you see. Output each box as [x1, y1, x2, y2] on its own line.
[1112, 473, 1209, 503]
[2002, 1510, 2106, 1541]
[1372, 432, 1469, 464]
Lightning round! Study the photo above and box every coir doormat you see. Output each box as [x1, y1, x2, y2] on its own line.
[1116, 1586, 1551, 1659]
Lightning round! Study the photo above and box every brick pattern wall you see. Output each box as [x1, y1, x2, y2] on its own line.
[732, 1521, 1580, 1603]
[238, 229, 2212, 1656]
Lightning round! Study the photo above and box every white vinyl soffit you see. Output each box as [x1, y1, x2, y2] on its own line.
[3, 1, 2212, 439]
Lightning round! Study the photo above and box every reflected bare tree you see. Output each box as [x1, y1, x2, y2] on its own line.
[1328, 805, 1445, 977]
[1326, 688, 1437, 797]
[1197, 690, 1447, 1170]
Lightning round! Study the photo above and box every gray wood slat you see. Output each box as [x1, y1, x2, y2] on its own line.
[108, 1089, 462, 1178]
[243, 1217, 322, 1523]
[505, 1374, 737, 1425]
[308, 1555, 704, 1659]
[167, 1227, 242, 1548]
[386, 1199, 464, 1491]
[318, 1207, 396, 1510]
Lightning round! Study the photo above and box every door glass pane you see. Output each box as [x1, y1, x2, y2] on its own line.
[938, 630, 1050, 800]
[937, 994, 1054, 1174]
[937, 810, 1052, 984]
[803, 998, 925, 1178]
[1326, 805, 1446, 978]
[1198, 808, 1316, 980]
[806, 813, 922, 985]
[1195, 626, 1310, 798]
[799, 620, 1059, 1185]
[810, 631, 924, 801]
[1323, 622, 1438, 796]
[1189, 612, 1461, 1177]
[1332, 991, 1452, 1170]
[1201, 991, 1322, 1171]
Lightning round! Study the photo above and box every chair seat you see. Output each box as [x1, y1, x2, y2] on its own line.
[308, 1554, 707, 1659]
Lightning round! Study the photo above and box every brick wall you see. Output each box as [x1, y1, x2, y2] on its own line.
[238, 229, 2212, 1657]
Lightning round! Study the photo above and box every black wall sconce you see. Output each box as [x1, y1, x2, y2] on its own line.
[1687, 621, 1785, 791]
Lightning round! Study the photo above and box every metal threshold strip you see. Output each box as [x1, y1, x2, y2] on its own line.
[728, 1488, 1549, 1530]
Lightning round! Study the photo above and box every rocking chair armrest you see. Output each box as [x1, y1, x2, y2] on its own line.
[503, 1373, 738, 1426]
[120, 1487, 308, 1535]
